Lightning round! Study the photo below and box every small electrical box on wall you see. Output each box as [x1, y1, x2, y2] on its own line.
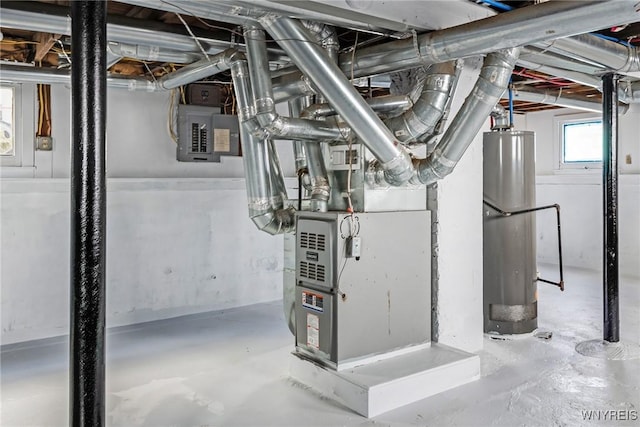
[177, 105, 240, 162]
[186, 84, 222, 107]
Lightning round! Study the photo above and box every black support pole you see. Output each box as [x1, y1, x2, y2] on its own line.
[602, 73, 619, 343]
[70, 1, 107, 426]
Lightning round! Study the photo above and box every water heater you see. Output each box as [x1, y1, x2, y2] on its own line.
[483, 130, 537, 335]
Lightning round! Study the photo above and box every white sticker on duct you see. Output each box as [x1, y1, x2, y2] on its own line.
[148, 46, 160, 61]
[307, 313, 319, 349]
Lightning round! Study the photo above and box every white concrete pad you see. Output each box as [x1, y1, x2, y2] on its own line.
[290, 344, 480, 417]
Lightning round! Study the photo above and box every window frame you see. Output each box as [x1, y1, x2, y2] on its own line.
[0, 83, 21, 166]
[554, 112, 603, 171]
[0, 83, 36, 173]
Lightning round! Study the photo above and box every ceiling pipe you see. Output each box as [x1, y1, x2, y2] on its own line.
[157, 48, 244, 90]
[516, 59, 602, 88]
[520, 46, 607, 76]
[339, 0, 640, 78]
[303, 96, 414, 120]
[260, 15, 414, 187]
[0, 3, 230, 56]
[0, 2, 289, 63]
[547, 34, 640, 75]
[107, 41, 199, 64]
[515, 59, 640, 105]
[506, 87, 629, 114]
[0, 63, 158, 91]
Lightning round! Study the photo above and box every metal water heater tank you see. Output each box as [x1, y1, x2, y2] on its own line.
[483, 130, 537, 335]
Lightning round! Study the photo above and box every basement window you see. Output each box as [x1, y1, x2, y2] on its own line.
[0, 85, 15, 157]
[557, 115, 602, 170]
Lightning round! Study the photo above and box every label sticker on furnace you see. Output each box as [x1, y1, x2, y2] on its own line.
[307, 313, 320, 350]
[302, 291, 324, 312]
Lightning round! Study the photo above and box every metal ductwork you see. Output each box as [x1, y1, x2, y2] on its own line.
[231, 59, 295, 235]
[302, 96, 413, 121]
[0, 63, 159, 91]
[288, 97, 310, 174]
[260, 15, 414, 187]
[548, 34, 640, 75]
[507, 87, 629, 114]
[272, 73, 316, 103]
[158, 48, 245, 90]
[107, 41, 199, 64]
[519, 46, 607, 76]
[0, 2, 231, 56]
[339, 1, 640, 78]
[490, 105, 510, 130]
[244, 26, 350, 143]
[414, 48, 520, 185]
[384, 61, 459, 148]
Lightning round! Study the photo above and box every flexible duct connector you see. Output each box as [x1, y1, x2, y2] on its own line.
[385, 61, 457, 146]
[231, 60, 295, 234]
[414, 48, 520, 185]
[260, 15, 414, 186]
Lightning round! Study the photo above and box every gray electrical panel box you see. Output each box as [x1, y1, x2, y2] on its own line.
[177, 104, 240, 162]
[294, 211, 431, 370]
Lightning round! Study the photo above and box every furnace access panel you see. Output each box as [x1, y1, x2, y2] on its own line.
[294, 211, 431, 370]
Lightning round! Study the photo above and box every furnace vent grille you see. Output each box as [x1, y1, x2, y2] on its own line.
[299, 261, 326, 282]
[300, 232, 326, 251]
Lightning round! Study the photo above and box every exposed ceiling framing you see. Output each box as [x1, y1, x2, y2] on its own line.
[1, 0, 638, 113]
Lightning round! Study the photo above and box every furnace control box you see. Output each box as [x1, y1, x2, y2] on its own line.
[294, 211, 431, 370]
[177, 105, 240, 162]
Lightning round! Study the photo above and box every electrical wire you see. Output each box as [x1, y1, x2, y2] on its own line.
[174, 12, 210, 61]
[167, 88, 179, 143]
[344, 32, 359, 214]
[37, 83, 44, 136]
[0, 40, 40, 45]
[56, 40, 71, 64]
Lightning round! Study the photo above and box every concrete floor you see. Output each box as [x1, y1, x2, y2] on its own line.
[2, 265, 639, 426]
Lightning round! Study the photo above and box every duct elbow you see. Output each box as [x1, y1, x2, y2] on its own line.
[414, 152, 456, 185]
[251, 207, 296, 235]
[380, 148, 415, 186]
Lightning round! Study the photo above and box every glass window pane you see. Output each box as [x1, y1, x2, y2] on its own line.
[0, 86, 15, 156]
[563, 120, 602, 163]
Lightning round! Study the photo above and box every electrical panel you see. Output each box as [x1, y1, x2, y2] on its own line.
[177, 104, 240, 162]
